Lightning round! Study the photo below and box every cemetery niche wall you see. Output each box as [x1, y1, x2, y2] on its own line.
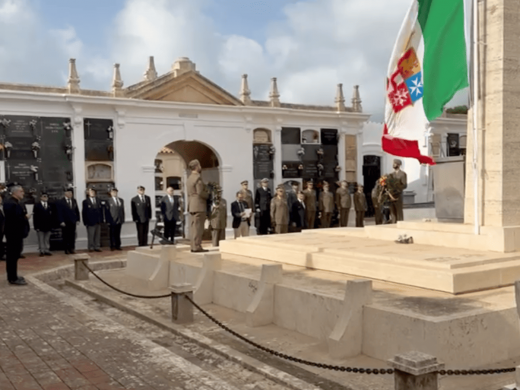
[84, 118, 116, 247]
[281, 127, 339, 186]
[0, 115, 74, 202]
[0, 115, 74, 250]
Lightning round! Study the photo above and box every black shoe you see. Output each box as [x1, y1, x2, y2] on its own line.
[19, 255, 25, 259]
[0, 258, 5, 261]
[69, 250, 76, 254]
[94, 249, 102, 252]
[110, 248, 115, 251]
[9, 278, 27, 286]
[116, 247, 122, 251]
[191, 249, 209, 253]
[39, 252, 45, 257]
[45, 252, 52, 256]
[65, 250, 69, 254]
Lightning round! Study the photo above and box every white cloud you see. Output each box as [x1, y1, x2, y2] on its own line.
[0, 0, 469, 119]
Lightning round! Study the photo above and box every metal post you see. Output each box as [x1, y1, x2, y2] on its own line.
[170, 283, 194, 324]
[72, 254, 91, 281]
[389, 351, 444, 390]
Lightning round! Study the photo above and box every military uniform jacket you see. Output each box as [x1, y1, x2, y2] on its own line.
[336, 188, 352, 209]
[270, 197, 289, 225]
[303, 189, 317, 211]
[187, 172, 209, 213]
[255, 187, 272, 212]
[241, 189, 254, 209]
[210, 201, 227, 230]
[319, 191, 335, 213]
[388, 170, 408, 194]
[354, 192, 368, 212]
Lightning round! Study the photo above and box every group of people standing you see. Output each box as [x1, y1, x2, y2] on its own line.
[2, 183, 166, 286]
[253, 179, 369, 234]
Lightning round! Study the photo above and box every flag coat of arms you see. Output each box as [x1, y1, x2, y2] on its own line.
[383, 0, 469, 165]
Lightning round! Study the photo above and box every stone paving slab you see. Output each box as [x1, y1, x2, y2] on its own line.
[0, 268, 268, 390]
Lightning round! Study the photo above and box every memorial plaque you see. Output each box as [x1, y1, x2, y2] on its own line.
[85, 118, 114, 161]
[281, 127, 301, 145]
[322, 145, 338, 163]
[86, 140, 112, 161]
[40, 117, 74, 187]
[282, 162, 300, 179]
[84, 118, 113, 140]
[321, 129, 338, 145]
[253, 144, 273, 179]
[302, 164, 318, 178]
[5, 116, 34, 138]
[302, 144, 321, 162]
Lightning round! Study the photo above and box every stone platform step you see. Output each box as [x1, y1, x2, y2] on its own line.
[218, 231, 520, 294]
[363, 222, 520, 253]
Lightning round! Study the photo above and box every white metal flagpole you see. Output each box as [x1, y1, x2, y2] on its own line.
[472, 0, 480, 235]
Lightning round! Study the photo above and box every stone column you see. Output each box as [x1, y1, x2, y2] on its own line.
[464, 0, 520, 228]
[71, 106, 86, 199]
[389, 351, 444, 390]
[273, 127, 282, 188]
[337, 129, 347, 182]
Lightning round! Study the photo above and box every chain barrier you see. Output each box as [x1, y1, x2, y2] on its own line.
[80, 261, 517, 376]
[184, 295, 394, 375]
[81, 260, 170, 299]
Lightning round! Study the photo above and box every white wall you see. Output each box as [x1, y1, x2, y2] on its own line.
[361, 116, 467, 204]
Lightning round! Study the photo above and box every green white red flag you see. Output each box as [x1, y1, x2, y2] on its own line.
[383, 0, 469, 165]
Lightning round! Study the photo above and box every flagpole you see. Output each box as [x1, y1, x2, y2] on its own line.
[472, 0, 480, 235]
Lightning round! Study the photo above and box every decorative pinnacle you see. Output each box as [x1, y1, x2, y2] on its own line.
[351, 85, 362, 112]
[67, 58, 80, 94]
[112, 64, 124, 89]
[143, 56, 158, 82]
[335, 83, 346, 112]
[269, 77, 280, 107]
[240, 74, 251, 105]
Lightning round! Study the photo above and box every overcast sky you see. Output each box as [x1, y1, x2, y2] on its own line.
[0, 0, 467, 120]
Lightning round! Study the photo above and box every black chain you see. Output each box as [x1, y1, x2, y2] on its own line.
[79, 260, 517, 376]
[81, 260, 171, 299]
[438, 368, 516, 376]
[184, 295, 394, 375]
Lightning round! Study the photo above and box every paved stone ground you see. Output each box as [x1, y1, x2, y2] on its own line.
[0, 247, 298, 390]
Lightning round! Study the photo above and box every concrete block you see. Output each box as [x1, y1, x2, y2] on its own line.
[327, 279, 372, 359]
[72, 254, 90, 281]
[246, 264, 283, 327]
[194, 252, 222, 305]
[125, 246, 170, 290]
[389, 351, 444, 390]
[170, 283, 194, 324]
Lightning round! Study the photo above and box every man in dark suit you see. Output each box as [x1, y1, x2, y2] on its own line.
[131, 185, 152, 247]
[254, 178, 272, 235]
[33, 192, 53, 256]
[105, 188, 125, 251]
[160, 186, 179, 244]
[4, 185, 29, 285]
[56, 188, 80, 254]
[231, 191, 249, 239]
[290, 191, 307, 232]
[82, 187, 103, 252]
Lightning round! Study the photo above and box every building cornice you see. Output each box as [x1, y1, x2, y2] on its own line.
[0, 90, 371, 122]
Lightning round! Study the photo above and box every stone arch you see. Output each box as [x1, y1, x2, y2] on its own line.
[301, 129, 320, 144]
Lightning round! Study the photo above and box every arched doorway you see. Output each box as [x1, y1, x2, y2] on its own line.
[154, 140, 220, 239]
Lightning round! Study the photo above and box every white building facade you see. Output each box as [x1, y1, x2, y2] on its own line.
[0, 57, 370, 251]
